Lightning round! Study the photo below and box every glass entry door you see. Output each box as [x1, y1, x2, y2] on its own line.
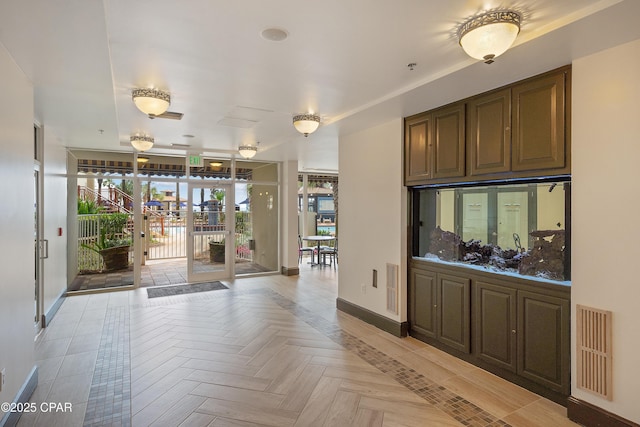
[187, 183, 232, 282]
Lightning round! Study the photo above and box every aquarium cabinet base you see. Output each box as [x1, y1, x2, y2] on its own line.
[408, 258, 570, 401]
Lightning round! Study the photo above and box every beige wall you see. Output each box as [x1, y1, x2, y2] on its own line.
[339, 118, 407, 322]
[0, 42, 37, 409]
[572, 39, 640, 423]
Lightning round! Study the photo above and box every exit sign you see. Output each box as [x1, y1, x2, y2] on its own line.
[188, 154, 203, 167]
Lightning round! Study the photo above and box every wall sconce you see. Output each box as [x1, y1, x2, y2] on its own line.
[293, 113, 321, 137]
[132, 88, 170, 115]
[136, 156, 150, 163]
[238, 145, 258, 159]
[458, 10, 521, 64]
[130, 134, 154, 152]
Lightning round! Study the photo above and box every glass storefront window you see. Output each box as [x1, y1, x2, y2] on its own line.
[412, 180, 570, 283]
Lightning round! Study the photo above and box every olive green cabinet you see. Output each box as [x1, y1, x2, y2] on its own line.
[474, 281, 517, 372]
[404, 103, 465, 184]
[512, 72, 567, 172]
[409, 260, 570, 400]
[517, 290, 570, 395]
[467, 89, 511, 176]
[404, 113, 431, 184]
[437, 273, 471, 353]
[409, 266, 470, 354]
[409, 267, 437, 338]
[405, 66, 571, 186]
[432, 103, 466, 179]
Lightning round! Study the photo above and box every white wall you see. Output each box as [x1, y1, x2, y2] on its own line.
[338, 118, 407, 322]
[572, 39, 640, 423]
[0, 42, 36, 409]
[42, 131, 68, 314]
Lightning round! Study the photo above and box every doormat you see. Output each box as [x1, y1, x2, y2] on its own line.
[147, 281, 228, 298]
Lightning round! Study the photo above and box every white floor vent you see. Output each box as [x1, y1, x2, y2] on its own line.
[576, 304, 613, 400]
[386, 263, 399, 314]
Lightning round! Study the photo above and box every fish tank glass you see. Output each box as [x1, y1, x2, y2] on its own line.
[412, 180, 570, 283]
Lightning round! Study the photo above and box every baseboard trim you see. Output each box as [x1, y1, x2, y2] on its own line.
[42, 288, 66, 328]
[0, 366, 38, 427]
[567, 397, 639, 427]
[336, 298, 408, 337]
[281, 266, 300, 276]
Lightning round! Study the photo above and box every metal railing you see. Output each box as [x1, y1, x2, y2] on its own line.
[77, 213, 133, 272]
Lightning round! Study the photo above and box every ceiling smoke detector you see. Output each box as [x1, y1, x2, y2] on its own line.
[261, 28, 289, 42]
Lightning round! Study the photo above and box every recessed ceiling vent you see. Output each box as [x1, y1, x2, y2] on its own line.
[218, 117, 258, 129]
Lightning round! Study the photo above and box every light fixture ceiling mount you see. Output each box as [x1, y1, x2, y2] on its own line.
[130, 134, 154, 152]
[458, 10, 521, 64]
[293, 114, 321, 137]
[132, 88, 171, 116]
[238, 144, 258, 159]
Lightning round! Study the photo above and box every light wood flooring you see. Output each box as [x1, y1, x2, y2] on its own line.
[18, 261, 579, 426]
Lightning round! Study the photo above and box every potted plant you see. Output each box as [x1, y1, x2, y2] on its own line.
[81, 213, 131, 271]
[209, 238, 225, 263]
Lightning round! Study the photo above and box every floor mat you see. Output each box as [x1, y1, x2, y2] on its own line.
[147, 281, 228, 298]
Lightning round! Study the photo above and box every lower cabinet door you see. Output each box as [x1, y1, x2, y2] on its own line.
[410, 268, 437, 338]
[437, 273, 470, 353]
[517, 290, 570, 394]
[474, 281, 517, 372]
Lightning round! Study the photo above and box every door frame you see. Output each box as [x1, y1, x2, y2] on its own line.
[186, 182, 234, 282]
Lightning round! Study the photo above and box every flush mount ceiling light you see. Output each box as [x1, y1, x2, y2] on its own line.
[132, 88, 171, 115]
[238, 145, 258, 159]
[293, 114, 321, 137]
[458, 10, 521, 64]
[130, 134, 154, 152]
[209, 161, 223, 167]
[136, 156, 150, 163]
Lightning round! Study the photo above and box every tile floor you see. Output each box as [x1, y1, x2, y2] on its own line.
[17, 260, 579, 427]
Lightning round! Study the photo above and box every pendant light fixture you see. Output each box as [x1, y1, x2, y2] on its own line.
[458, 10, 521, 64]
[132, 88, 171, 115]
[130, 134, 154, 152]
[293, 114, 321, 137]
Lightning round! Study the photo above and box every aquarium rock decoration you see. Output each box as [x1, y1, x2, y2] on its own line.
[517, 230, 565, 280]
[428, 226, 564, 280]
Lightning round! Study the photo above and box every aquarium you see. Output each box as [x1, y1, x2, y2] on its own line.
[412, 180, 570, 282]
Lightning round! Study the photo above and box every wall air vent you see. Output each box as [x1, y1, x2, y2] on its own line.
[576, 305, 613, 400]
[386, 263, 399, 314]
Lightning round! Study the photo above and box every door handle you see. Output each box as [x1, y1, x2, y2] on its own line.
[40, 239, 49, 259]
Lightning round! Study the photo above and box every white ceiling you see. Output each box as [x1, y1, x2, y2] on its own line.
[1, 0, 639, 172]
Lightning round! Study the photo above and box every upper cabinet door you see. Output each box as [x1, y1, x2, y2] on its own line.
[512, 72, 566, 172]
[432, 103, 466, 179]
[405, 112, 431, 184]
[467, 89, 511, 176]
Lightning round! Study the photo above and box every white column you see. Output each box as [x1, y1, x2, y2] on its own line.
[281, 160, 299, 274]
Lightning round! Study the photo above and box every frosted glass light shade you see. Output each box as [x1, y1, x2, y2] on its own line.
[459, 11, 521, 64]
[293, 114, 320, 137]
[238, 145, 257, 159]
[132, 88, 170, 115]
[130, 135, 154, 152]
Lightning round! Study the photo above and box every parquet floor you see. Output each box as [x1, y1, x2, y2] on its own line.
[18, 261, 578, 426]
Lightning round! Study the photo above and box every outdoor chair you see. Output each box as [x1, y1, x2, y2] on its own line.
[320, 238, 338, 267]
[298, 235, 314, 264]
